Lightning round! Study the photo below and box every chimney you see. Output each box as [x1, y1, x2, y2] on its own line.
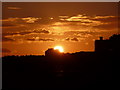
[100, 37, 103, 40]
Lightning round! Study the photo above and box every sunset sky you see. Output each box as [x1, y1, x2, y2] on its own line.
[2, 2, 118, 56]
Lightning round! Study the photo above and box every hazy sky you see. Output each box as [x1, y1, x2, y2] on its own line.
[3, 2, 118, 18]
[2, 2, 118, 56]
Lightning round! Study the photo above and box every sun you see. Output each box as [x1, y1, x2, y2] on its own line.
[54, 46, 64, 53]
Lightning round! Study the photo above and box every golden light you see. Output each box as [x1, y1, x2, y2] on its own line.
[54, 46, 64, 52]
[50, 17, 53, 20]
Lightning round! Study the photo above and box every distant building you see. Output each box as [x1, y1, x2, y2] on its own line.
[95, 34, 120, 53]
[45, 48, 61, 56]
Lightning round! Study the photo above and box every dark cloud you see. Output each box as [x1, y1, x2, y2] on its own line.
[2, 23, 17, 27]
[19, 30, 50, 35]
[19, 32, 31, 35]
[2, 37, 15, 42]
[65, 37, 79, 41]
[27, 39, 35, 41]
[33, 30, 49, 34]
[39, 38, 54, 41]
[65, 38, 70, 41]
[64, 31, 94, 36]
[71, 38, 79, 41]
[1, 48, 11, 53]
[2, 32, 31, 37]
[2, 30, 50, 37]
[27, 38, 54, 41]
[2, 32, 19, 36]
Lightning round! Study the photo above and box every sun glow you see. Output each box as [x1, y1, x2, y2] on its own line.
[54, 46, 64, 52]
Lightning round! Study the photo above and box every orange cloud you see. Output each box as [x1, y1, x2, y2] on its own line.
[8, 7, 21, 10]
[22, 17, 40, 23]
[59, 14, 117, 27]
[2, 17, 41, 24]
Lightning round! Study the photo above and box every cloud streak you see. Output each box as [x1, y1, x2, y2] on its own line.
[2, 17, 41, 25]
[8, 7, 21, 10]
[59, 14, 118, 26]
[3, 29, 50, 37]
[2, 37, 15, 42]
[27, 38, 54, 42]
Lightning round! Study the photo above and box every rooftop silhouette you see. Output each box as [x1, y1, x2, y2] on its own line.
[95, 34, 120, 53]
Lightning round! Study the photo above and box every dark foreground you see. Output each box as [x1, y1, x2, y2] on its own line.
[2, 52, 115, 89]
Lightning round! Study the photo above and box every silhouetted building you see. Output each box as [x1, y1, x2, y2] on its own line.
[95, 34, 120, 53]
[45, 48, 61, 56]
